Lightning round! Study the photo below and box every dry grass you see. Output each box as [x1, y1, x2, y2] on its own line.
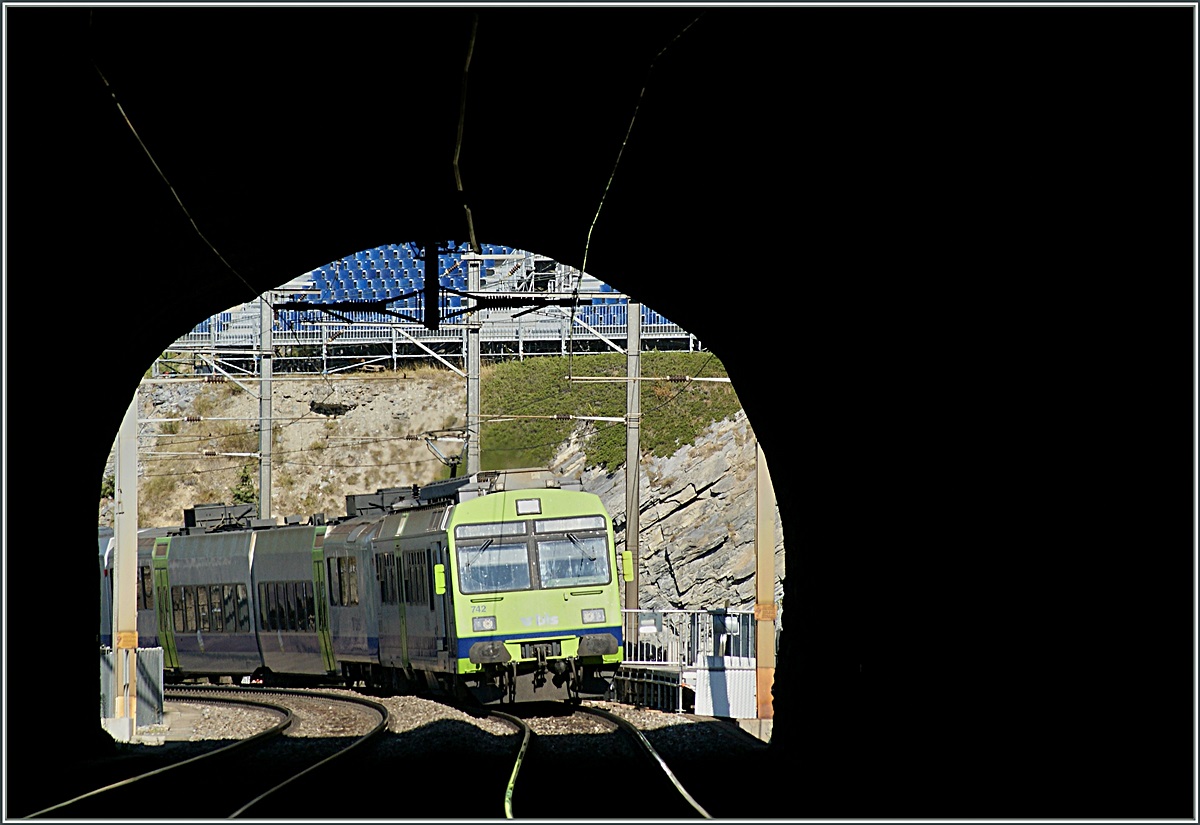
[107, 367, 467, 528]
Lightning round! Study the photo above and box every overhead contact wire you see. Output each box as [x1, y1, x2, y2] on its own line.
[91, 61, 264, 309]
[570, 12, 706, 378]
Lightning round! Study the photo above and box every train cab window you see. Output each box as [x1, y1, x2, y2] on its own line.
[455, 522, 533, 594]
[536, 536, 610, 588]
[457, 541, 532, 594]
[534, 516, 611, 589]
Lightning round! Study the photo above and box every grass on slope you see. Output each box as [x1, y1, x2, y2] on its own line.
[104, 355, 741, 525]
[479, 352, 741, 472]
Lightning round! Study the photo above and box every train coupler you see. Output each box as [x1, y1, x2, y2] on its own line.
[531, 647, 549, 691]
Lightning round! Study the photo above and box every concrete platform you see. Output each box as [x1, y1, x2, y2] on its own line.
[103, 701, 207, 746]
[734, 718, 773, 743]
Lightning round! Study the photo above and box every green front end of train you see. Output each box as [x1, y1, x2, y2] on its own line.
[444, 486, 630, 702]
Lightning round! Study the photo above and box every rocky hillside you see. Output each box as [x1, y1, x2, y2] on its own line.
[558, 413, 784, 621]
[100, 364, 784, 623]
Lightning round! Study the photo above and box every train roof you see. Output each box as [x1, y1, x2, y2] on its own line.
[100, 468, 586, 539]
[344, 468, 583, 517]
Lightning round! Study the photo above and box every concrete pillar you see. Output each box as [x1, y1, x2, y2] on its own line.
[109, 392, 139, 741]
[466, 259, 481, 476]
[624, 302, 641, 644]
[755, 440, 777, 721]
[259, 293, 272, 519]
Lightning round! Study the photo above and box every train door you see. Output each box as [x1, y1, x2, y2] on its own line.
[433, 541, 453, 658]
[151, 537, 179, 670]
[396, 549, 410, 667]
[374, 544, 409, 671]
[384, 513, 411, 670]
[310, 527, 336, 673]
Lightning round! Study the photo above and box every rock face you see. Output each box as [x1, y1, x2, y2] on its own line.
[555, 409, 785, 631]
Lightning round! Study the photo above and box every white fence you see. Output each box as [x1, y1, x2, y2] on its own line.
[616, 609, 759, 718]
[167, 299, 698, 376]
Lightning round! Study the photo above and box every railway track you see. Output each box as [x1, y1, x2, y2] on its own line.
[17, 688, 762, 819]
[21, 687, 388, 819]
[489, 700, 712, 819]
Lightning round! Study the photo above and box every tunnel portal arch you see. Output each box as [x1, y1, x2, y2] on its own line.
[6, 6, 1192, 819]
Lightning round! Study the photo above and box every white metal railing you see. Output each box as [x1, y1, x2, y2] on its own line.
[615, 609, 759, 716]
[170, 307, 692, 353]
[622, 609, 757, 669]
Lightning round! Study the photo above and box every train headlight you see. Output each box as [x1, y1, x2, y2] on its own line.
[472, 616, 498, 632]
[581, 608, 606, 624]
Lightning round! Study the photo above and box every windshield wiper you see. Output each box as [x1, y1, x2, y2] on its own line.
[462, 538, 493, 570]
[566, 533, 597, 561]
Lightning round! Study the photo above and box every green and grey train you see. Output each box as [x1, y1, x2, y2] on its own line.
[99, 468, 631, 703]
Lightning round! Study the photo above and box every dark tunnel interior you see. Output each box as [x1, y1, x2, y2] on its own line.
[4, 6, 1194, 819]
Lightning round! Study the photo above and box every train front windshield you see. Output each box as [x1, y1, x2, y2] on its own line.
[455, 514, 611, 594]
